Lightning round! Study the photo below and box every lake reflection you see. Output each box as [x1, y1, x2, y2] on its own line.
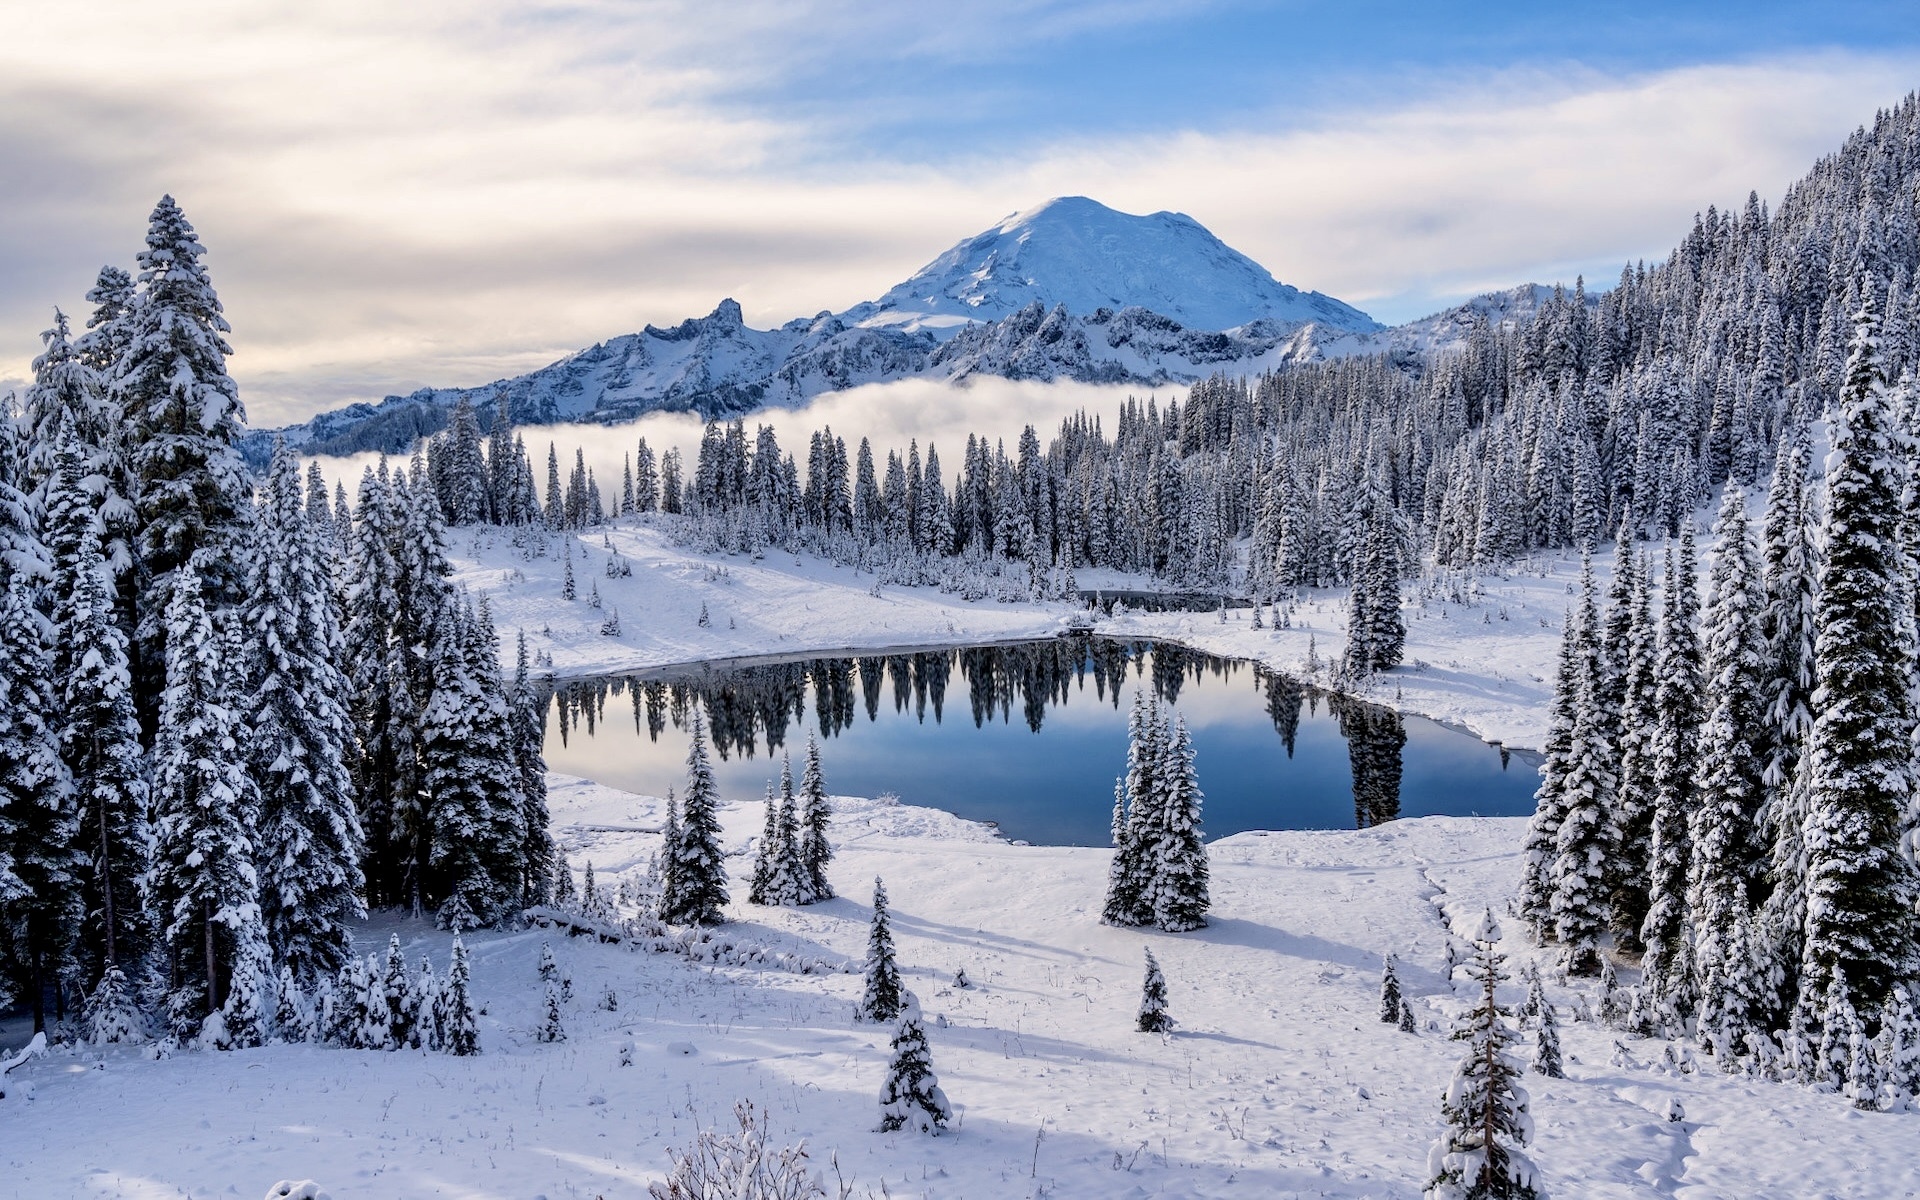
[543, 637, 1538, 846]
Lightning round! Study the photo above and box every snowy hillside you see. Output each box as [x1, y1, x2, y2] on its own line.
[252, 199, 1385, 461]
[11, 782, 1916, 1198]
[844, 196, 1379, 334]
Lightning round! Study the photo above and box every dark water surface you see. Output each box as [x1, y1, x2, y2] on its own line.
[543, 636, 1539, 846]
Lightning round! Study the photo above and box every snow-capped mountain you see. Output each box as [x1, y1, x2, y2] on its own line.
[843, 196, 1378, 335]
[257, 198, 1388, 460]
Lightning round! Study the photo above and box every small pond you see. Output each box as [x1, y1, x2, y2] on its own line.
[542, 635, 1538, 847]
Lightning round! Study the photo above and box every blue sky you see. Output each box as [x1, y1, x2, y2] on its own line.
[714, 1, 1920, 162]
[3, 2, 1918, 422]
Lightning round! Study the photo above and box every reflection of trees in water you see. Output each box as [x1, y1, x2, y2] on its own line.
[1331, 694, 1406, 828]
[1260, 669, 1304, 757]
[549, 635, 1271, 761]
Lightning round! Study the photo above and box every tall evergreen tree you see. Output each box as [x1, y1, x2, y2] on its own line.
[510, 631, 555, 907]
[1798, 297, 1920, 1020]
[148, 565, 262, 1039]
[115, 197, 252, 715]
[1607, 550, 1659, 949]
[1518, 630, 1577, 939]
[0, 577, 82, 1031]
[1687, 482, 1769, 1055]
[244, 443, 364, 982]
[344, 461, 405, 905]
[421, 600, 525, 925]
[796, 736, 835, 904]
[1640, 531, 1701, 1029]
[659, 708, 728, 926]
[1757, 425, 1820, 1015]
[1549, 550, 1615, 974]
[44, 430, 148, 981]
[1150, 716, 1210, 932]
[1102, 692, 1160, 927]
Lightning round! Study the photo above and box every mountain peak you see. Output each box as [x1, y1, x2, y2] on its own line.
[853, 196, 1378, 335]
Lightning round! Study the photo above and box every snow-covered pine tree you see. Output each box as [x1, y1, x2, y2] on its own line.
[797, 734, 834, 902]
[1877, 986, 1920, 1108]
[1533, 995, 1564, 1079]
[148, 564, 263, 1040]
[1424, 912, 1542, 1200]
[856, 876, 903, 1024]
[381, 933, 416, 1049]
[771, 754, 804, 906]
[1402, 996, 1420, 1033]
[877, 991, 951, 1135]
[1150, 715, 1210, 932]
[272, 964, 306, 1044]
[217, 930, 269, 1049]
[1757, 424, 1819, 1020]
[749, 782, 779, 906]
[1687, 482, 1769, 1058]
[1797, 296, 1920, 1024]
[245, 442, 365, 983]
[510, 630, 555, 907]
[538, 976, 565, 1044]
[658, 787, 683, 915]
[1607, 550, 1659, 950]
[1640, 531, 1702, 1031]
[421, 600, 525, 925]
[416, 955, 442, 1051]
[343, 460, 404, 905]
[1518, 628, 1578, 940]
[85, 964, 143, 1045]
[1381, 953, 1404, 1023]
[1342, 487, 1404, 677]
[1138, 947, 1173, 1033]
[443, 936, 478, 1055]
[1103, 692, 1159, 927]
[0, 575, 82, 1032]
[116, 197, 252, 712]
[31, 303, 135, 593]
[659, 709, 728, 926]
[1549, 548, 1615, 974]
[47, 446, 148, 982]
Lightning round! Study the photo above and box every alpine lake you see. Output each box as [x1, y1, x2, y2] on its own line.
[541, 634, 1539, 847]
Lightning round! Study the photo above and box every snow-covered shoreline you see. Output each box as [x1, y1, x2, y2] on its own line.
[455, 519, 1580, 754]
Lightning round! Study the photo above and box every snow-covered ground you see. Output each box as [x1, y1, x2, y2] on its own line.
[7, 775, 1914, 1198]
[458, 519, 1576, 751]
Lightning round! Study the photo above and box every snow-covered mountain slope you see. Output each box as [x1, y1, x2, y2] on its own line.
[844, 195, 1379, 335]
[254, 199, 1394, 461]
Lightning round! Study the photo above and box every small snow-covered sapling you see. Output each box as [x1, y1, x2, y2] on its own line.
[1137, 948, 1173, 1033]
[1379, 954, 1403, 1024]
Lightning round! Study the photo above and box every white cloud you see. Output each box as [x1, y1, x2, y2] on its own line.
[2, 4, 1914, 427]
[308, 375, 1148, 511]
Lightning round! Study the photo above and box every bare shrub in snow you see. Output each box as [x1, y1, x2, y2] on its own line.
[648, 1100, 827, 1199]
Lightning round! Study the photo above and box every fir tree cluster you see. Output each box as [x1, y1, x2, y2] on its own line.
[1101, 692, 1210, 932]
[1521, 297, 1920, 1107]
[747, 736, 836, 909]
[0, 197, 550, 1046]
